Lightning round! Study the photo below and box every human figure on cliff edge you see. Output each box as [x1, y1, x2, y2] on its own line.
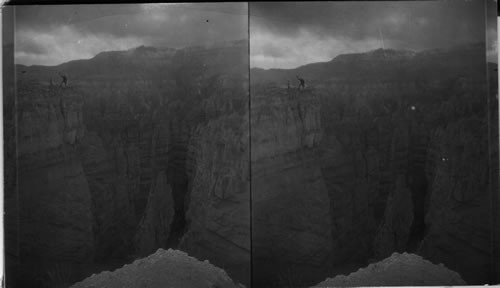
[296, 75, 305, 90]
[59, 72, 68, 87]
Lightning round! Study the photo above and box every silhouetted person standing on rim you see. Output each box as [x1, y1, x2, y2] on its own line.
[297, 75, 305, 90]
[59, 72, 68, 87]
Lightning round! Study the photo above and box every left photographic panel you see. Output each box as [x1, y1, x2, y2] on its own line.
[3, 3, 249, 288]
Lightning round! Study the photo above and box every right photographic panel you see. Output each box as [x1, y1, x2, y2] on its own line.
[250, 1, 498, 287]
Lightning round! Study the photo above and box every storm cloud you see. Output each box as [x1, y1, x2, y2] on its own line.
[14, 3, 248, 66]
[11, 2, 495, 67]
[250, 1, 488, 69]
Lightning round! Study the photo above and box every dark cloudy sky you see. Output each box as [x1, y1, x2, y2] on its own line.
[250, 1, 491, 69]
[14, 3, 247, 66]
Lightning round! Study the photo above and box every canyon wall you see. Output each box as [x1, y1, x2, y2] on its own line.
[180, 74, 250, 285]
[418, 116, 493, 284]
[6, 43, 250, 287]
[250, 60, 494, 285]
[6, 42, 496, 287]
[251, 85, 333, 287]
[319, 77, 493, 284]
[317, 82, 429, 266]
[135, 171, 174, 257]
[10, 82, 94, 287]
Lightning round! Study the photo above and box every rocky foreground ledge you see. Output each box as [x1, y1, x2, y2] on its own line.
[71, 249, 245, 288]
[70, 250, 464, 288]
[312, 252, 466, 287]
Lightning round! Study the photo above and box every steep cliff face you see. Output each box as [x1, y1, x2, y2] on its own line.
[368, 108, 430, 258]
[315, 80, 440, 266]
[251, 43, 494, 285]
[17, 84, 85, 155]
[317, 77, 492, 283]
[373, 176, 414, 258]
[321, 77, 492, 284]
[77, 130, 138, 260]
[315, 85, 403, 267]
[180, 75, 250, 285]
[418, 117, 492, 284]
[76, 80, 171, 260]
[251, 85, 333, 287]
[135, 171, 174, 257]
[12, 82, 94, 287]
[249, 81, 437, 286]
[251, 86, 322, 161]
[7, 42, 250, 287]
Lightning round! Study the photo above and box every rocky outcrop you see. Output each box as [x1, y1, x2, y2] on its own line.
[312, 252, 466, 287]
[316, 85, 408, 267]
[75, 80, 172, 260]
[180, 76, 250, 285]
[77, 130, 139, 260]
[10, 82, 95, 288]
[16, 83, 94, 264]
[251, 85, 332, 287]
[251, 85, 322, 161]
[70, 249, 245, 288]
[373, 176, 414, 258]
[17, 85, 84, 155]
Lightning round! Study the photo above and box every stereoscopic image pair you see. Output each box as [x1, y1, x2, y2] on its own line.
[3, 1, 499, 287]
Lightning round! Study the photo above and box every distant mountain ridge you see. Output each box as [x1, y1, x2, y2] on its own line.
[13, 41, 489, 86]
[251, 42, 487, 85]
[17, 39, 248, 68]
[15, 40, 249, 82]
